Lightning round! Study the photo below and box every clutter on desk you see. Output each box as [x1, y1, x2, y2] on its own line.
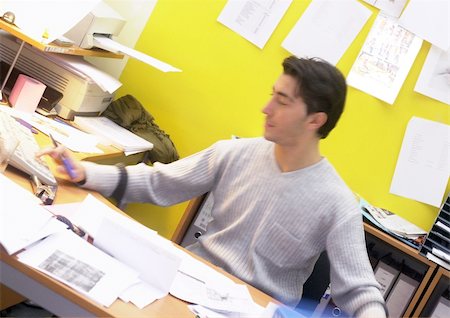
[359, 197, 427, 249]
[74, 115, 153, 155]
[1, 186, 263, 311]
[102, 94, 179, 163]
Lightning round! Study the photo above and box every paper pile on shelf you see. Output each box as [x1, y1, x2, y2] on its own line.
[74, 116, 153, 155]
[359, 198, 427, 249]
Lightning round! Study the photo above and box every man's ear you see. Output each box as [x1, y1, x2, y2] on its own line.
[308, 112, 328, 131]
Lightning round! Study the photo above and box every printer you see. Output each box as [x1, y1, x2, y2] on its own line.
[64, 1, 126, 49]
[0, 30, 115, 119]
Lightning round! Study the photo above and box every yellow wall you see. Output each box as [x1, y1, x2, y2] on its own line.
[117, 0, 450, 239]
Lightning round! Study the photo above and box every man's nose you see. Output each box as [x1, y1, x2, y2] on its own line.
[262, 97, 275, 115]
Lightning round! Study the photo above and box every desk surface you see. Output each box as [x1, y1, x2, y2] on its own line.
[0, 165, 276, 317]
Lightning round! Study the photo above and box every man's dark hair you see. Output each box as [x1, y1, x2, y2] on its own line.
[282, 56, 347, 139]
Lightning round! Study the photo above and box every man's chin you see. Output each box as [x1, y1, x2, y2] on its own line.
[263, 133, 275, 142]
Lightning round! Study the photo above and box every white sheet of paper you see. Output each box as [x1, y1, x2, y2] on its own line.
[18, 231, 139, 307]
[120, 281, 158, 309]
[363, 0, 408, 18]
[72, 194, 180, 298]
[390, 117, 450, 207]
[0, 174, 65, 255]
[398, 0, 450, 51]
[217, 0, 292, 49]
[415, 45, 450, 105]
[93, 35, 181, 72]
[282, 0, 371, 65]
[1, 108, 103, 154]
[347, 13, 422, 104]
[0, 0, 100, 44]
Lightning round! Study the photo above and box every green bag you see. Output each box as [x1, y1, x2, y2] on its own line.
[102, 94, 179, 164]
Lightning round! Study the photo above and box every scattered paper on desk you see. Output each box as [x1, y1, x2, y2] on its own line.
[74, 116, 153, 153]
[72, 194, 181, 301]
[347, 13, 422, 104]
[398, 0, 450, 51]
[414, 45, 450, 105]
[217, 0, 292, 49]
[362, 0, 407, 18]
[0, 0, 100, 45]
[17, 231, 140, 307]
[390, 117, 450, 207]
[93, 35, 181, 73]
[120, 281, 158, 309]
[0, 174, 65, 255]
[282, 0, 371, 65]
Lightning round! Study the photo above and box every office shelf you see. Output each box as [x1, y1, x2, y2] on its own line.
[363, 223, 437, 317]
[0, 19, 123, 58]
[413, 267, 450, 317]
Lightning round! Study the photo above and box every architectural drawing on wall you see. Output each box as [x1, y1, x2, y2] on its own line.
[398, 0, 450, 52]
[363, 0, 407, 18]
[217, 0, 292, 49]
[282, 0, 371, 65]
[415, 46, 450, 106]
[346, 13, 422, 104]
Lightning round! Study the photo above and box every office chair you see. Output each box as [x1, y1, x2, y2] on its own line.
[296, 251, 331, 314]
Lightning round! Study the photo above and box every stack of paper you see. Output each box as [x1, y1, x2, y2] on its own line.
[74, 116, 153, 155]
[359, 198, 426, 249]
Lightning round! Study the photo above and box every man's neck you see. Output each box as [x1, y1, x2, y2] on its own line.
[274, 140, 322, 173]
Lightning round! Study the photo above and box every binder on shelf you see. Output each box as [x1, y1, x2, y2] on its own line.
[430, 296, 450, 318]
[420, 193, 450, 270]
[373, 261, 400, 298]
[386, 273, 419, 318]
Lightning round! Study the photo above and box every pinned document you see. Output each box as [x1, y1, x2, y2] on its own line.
[347, 13, 422, 104]
[390, 117, 450, 207]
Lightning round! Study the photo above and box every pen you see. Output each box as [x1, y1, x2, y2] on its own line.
[48, 133, 77, 179]
[15, 118, 38, 134]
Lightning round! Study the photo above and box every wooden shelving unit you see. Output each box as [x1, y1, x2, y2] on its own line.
[363, 223, 437, 317]
[413, 267, 450, 317]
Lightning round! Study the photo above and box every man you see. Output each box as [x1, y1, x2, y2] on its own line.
[38, 56, 386, 317]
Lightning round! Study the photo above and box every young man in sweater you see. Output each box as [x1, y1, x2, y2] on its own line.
[38, 56, 386, 317]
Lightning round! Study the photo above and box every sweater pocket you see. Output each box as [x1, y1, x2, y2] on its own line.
[254, 222, 307, 268]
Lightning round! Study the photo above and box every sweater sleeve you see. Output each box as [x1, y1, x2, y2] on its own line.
[326, 208, 386, 317]
[80, 141, 224, 206]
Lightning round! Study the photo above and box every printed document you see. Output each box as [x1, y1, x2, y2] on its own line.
[362, 0, 407, 18]
[347, 13, 422, 104]
[217, 0, 292, 49]
[390, 117, 450, 207]
[17, 231, 139, 307]
[71, 194, 181, 303]
[0, 174, 65, 255]
[414, 45, 450, 105]
[282, 0, 371, 65]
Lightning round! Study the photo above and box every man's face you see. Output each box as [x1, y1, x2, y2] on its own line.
[262, 74, 317, 146]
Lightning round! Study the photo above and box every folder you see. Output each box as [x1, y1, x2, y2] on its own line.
[431, 296, 450, 318]
[386, 273, 419, 318]
[373, 261, 400, 298]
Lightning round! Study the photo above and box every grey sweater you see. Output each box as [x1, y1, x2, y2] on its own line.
[81, 137, 385, 316]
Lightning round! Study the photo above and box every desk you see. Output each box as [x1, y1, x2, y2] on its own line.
[0, 166, 276, 317]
